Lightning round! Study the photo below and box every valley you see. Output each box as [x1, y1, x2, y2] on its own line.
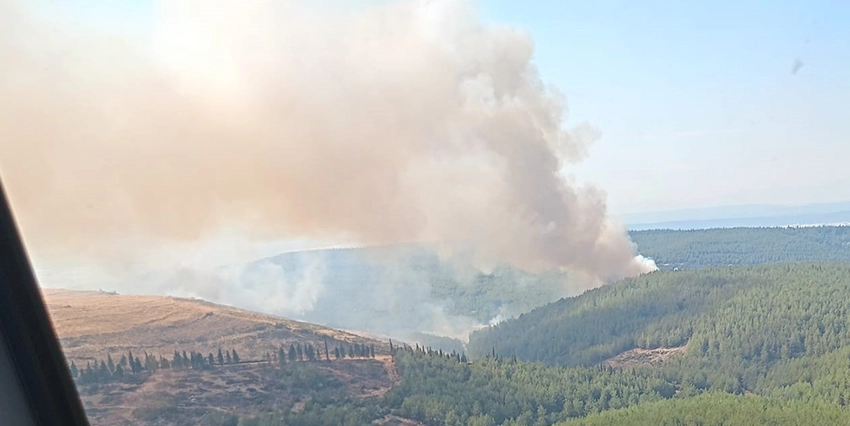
[44, 225, 850, 425]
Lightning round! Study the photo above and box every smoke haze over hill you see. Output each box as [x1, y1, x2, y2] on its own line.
[1, 0, 654, 340]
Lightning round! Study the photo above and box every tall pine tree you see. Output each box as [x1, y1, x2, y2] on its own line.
[128, 351, 136, 374]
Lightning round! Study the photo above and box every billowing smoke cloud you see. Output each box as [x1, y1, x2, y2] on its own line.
[0, 0, 653, 287]
[162, 256, 326, 318]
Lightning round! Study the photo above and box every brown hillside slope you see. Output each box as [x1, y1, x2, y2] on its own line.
[77, 358, 396, 425]
[42, 288, 385, 363]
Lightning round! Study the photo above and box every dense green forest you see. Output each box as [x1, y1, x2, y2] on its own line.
[470, 263, 850, 367]
[378, 264, 850, 425]
[454, 263, 850, 423]
[630, 226, 850, 269]
[85, 233, 850, 425]
[557, 392, 850, 426]
[237, 227, 850, 352]
[86, 261, 850, 425]
[233, 344, 850, 426]
[233, 347, 678, 426]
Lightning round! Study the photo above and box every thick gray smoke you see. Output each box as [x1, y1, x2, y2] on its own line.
[0, 0, 654, 290]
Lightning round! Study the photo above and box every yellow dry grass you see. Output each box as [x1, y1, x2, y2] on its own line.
[42, 288, 383, 363]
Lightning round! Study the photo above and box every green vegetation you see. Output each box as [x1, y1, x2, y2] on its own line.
[557, 392, 850, 426]
[72, 341, 376, 391]
[455, 263, 850, 424]
[267, 245, 569, 338]
[72, 347, 245, 385]
[237, 400, 384, 426]
[76, 246, 850, 425]
[428, 267, 568, 323]
[630, 226, 850, 269]
[470, 264, 850, 369]
[272, 227, 850, 347]
[385, 348, 674, 426]
[228, 340, 850, 426]
[231, 346, 677, 426]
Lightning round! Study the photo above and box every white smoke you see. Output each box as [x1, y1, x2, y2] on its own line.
[2, 0, 654, 319]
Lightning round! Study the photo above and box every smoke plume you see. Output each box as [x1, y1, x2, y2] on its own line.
[0, 0, 653, 285]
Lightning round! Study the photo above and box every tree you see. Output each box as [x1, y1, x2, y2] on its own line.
[218, 348, 225, 365]
[134, 357, 143, 374]
[208, 353, 216, 367]
[370, 345, 376, 358]
[231, 349, 240, 363]
[340, 345, 347, 358]
[128, 351, 135, 373]
[107, 353, 115, 374]
[160, 356, 170, 369]
[119, 354, 128, 368]
[324, 340, 330, 362]
[99, 360, 109, 380]
[144, 352, 156, 372]
[69, 361, 78, 378]
[468, 414, 496, 426]
[115, 363, 124, 377]
[279, 347, 286, 367]
[289, 344, 297, 362]
[533, 405, 547, 426]
[297, 344, 303, 361]
[225, 350, 232, 364]
[334, 347, 341, 360]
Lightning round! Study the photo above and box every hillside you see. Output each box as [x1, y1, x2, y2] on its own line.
[469, 263, 850, 370]
[46, 264, 850, 426]
[42, 289, 386, 364]
[109, 227, 850, 357]
[465, 263, 850, 410]
[77, 357, 396, 426]
[237, 227, 850, 340]
[43, 289, 408, 425]
[242, 245, 569, 340]
[630, 226, 850, 269]
[557, 392, 850, 426]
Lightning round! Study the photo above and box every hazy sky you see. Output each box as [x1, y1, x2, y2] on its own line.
[32, 0, 850, 216]
[479, 0, 850, 215]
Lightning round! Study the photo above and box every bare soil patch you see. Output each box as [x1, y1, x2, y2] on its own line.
[603, 344, 688, 368]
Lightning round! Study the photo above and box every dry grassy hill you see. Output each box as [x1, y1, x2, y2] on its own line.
[42, 288, 387, 364]
[41, 289, 406, 425]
